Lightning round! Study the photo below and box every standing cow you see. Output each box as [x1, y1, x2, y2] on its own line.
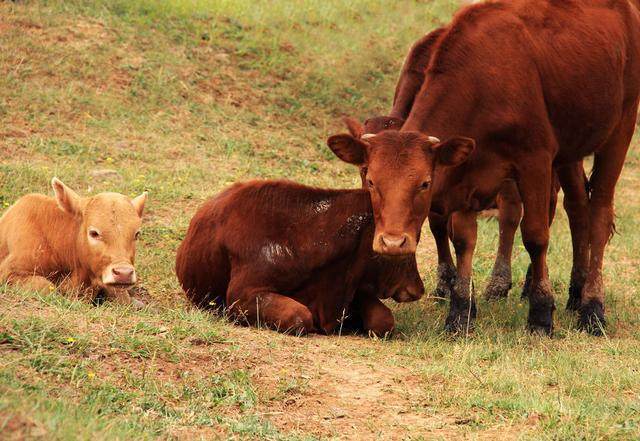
[0, 178, 147, 306]
[330, 0, 640, 334]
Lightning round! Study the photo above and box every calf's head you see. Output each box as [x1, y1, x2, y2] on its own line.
[51, 178, 147, 288]
[327, 120, 474, 255]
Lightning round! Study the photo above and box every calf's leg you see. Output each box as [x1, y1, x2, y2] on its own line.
[227, 286, 314, 334]
[445, 209, 478, 334]
[484, 181, 521, 299]
[0, 256, 55, 293]
[352, 293, 394, 337]
[517, 157, 555, 334]
[429, 213, 456, 300]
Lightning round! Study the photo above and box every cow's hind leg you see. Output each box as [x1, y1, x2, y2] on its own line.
[445, 209, 478, 334]
[580, 111, 636, 335]
[429, 213, 456, 301]
[484, 181, 521, 300]
[556, 161, 590, 311]
[227, 286, 314, 335]
[0, 256, 54, 293]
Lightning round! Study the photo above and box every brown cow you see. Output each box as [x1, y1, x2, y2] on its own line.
[175, 180, 424, 336]
[0, 178, 147, 306]
[330, 0, 640, 335]
[362, 26, 590, 304]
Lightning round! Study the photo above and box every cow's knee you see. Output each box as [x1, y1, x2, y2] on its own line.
[276, 305, 314, 334]
[362, 301, 395, 337]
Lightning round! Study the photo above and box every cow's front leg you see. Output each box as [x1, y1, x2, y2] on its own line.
[351, 292, 394, 337]
[227, 286, 314, 335]
[429, 213, 456, 301]
[485, 181, 521, 300]
[445, 210, 478, 334]
[517, 158, 555, 334]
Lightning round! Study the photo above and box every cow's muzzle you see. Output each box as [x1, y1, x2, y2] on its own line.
[373, 233, 416, 255]
[102, 264, 137, 286]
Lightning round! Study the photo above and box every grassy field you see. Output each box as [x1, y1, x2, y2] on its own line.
[1, 0, 640, 439]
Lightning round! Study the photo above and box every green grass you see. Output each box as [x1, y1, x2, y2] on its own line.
[1, 0, 640, 439]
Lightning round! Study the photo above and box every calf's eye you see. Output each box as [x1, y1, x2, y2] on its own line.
[366, 178, 374, 189]
[135, 231, 141, 240]
[419, 181, 431, 191]
[88, 228, 101, 240]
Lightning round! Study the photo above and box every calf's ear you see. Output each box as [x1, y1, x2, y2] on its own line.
[431, 136, 475, 167]
[131, 192, 148, 218]
[327, 134, 368, 165]
[343, 117, 364, 139]
[51, 177, 83, 215]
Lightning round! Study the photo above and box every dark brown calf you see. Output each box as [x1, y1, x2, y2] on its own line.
[175, 180, 423, 336]
[332, 0, 640, 334]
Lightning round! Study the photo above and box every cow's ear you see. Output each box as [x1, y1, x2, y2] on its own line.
[131, 192, 148, 218]
[51, 177, 83, 215]
[343, 117, 364, 139]
[327, 134, 368, 165]
[431, 136, 475, 167]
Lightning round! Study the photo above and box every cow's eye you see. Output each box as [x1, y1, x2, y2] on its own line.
[419, 181, 431, 191]
[366, 178, 374, 189]
[88, 228, 101, 240]
[135, 231, 141, 240]
[384, 121, 390, 128]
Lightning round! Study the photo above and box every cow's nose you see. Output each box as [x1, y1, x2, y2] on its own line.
[112, 266, 135, 284]
[381, 235, 407, 248]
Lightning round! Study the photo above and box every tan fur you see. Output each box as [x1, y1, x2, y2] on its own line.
[0, 178, 147, 306]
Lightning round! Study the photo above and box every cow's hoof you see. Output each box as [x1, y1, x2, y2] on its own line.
[578, 300, 605, 336]
[444, 303, 476, 334]
[527, 291, 555, 336]
[484, 280, 512, 300]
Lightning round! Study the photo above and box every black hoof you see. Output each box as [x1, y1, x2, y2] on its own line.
[579, 300, 606, 336]
[484, 281, 512, 300]
[444, 302, 477, 334]
[527, 295, 555, 336]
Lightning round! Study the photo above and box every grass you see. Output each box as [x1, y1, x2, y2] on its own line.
[1, 0, 640, 439]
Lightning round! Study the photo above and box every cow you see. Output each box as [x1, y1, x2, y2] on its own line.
[0, 178, 147, 307]
[329, 0, 640, 335]
[175, 180, 424, 336]
[361, 25, 590, 304]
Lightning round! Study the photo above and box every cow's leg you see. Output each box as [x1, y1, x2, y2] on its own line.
[445, 209, 477, 333]
[352, 292, 395, 337]
[517, 158, 555, 334]
[556, 161, 590, 311]
[521, 172, 560, 300]
[580, 112, 635, 335]
[429, 213, 456, 300]
[227, 285, 314, 335]
[0, 256, 54, 293]
[485, 181, 521, 299]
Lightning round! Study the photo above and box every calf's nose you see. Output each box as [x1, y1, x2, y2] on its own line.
[112, 266, 135, 284]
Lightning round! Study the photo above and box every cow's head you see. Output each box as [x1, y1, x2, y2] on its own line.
[51, 178, 147, 288]
[370, 255, 425, 302]
[327, 119, 474, 255]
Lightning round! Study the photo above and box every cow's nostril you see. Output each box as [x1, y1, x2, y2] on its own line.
[381, 235, 407, 249]
[112, 266, 134, 278]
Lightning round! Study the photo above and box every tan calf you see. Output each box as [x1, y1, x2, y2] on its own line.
[0, 178, 147, 306]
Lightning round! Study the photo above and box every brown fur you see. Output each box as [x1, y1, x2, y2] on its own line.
[175, 180, 423, 336]
[0, 178, 147, 306]
[332, 0, 640, 334]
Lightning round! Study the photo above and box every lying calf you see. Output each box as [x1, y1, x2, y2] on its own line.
[175, 180, 424, 335]
[0, 178, 147, 306]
